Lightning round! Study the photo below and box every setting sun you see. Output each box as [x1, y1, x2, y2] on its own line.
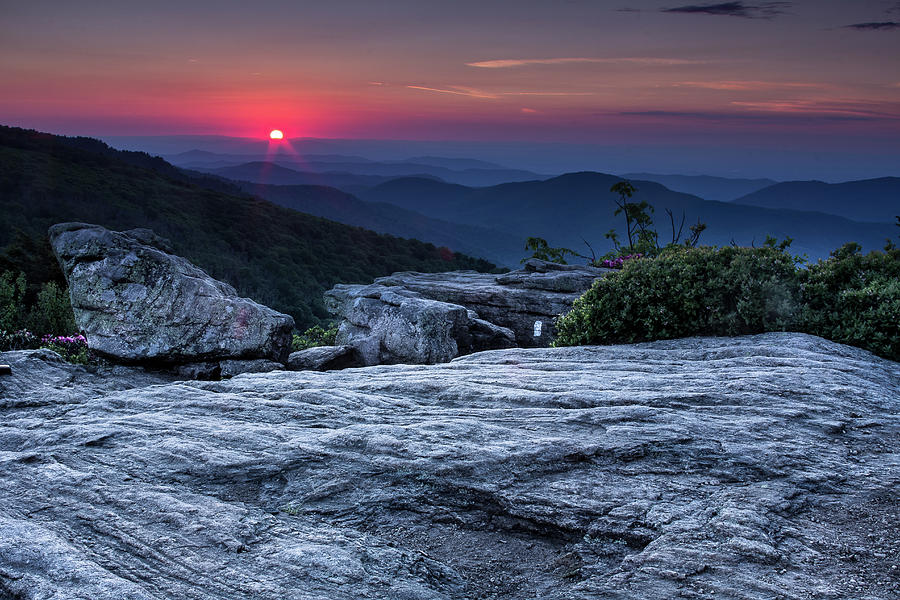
[269, 129, 283, 140]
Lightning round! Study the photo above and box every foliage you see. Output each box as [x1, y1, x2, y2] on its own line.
[0, 329, 40, 351]
[28, 281, 77, 335]
[603, 180, 706, 261]
[797, 244, 899, 361]
[292, 324, 338, 351]
[0, 270, 26, 332]
[555, 245, 803, 346]
[0, 269, 76, 336]
[521, 237, 577, 264]
[555, 241, 899, 362]
[0, 125, 497, 331]
[40, 334, 90, 364]
[598, 253, 643, 269]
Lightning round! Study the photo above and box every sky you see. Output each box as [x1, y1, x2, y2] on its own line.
[2, 0, 899, 179]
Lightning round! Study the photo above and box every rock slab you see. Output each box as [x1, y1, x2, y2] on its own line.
[326, 259, 610, 363]
[325, 285, 516, 365]
[1, 333, 898, 599]
[49, 222, 295, 364]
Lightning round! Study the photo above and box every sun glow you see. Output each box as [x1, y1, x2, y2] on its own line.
[269, 129, 284, 140]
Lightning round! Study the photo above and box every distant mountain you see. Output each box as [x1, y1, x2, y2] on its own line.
[202, 161, 439, 194]
[399, 156, 509, 170]
[0, 125, 496, 330]
[734, 177, 900, 223]
[167, 150, 547, 187]
[231, 181, 524, 267]
[361, 173, 896, 261]
[622, 173, 776, 202]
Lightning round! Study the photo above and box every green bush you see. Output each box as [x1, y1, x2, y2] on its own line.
[555, 242, 899, 362]
[554, 245, 802, 346]
[798, 244, 899, 361]
[28, 281, 77, 335]
[292, 324, 338, 352]
[40, 334, 90, 364]
[0, 271, 27, 331]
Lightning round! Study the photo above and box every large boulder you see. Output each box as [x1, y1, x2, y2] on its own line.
[325, 284, 515, 365]
[327, 259, 610, 356]
[49, 223, 294, 364]
[0, 333, 898, 599]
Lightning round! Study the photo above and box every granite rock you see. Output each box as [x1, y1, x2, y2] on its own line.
[49, 222, 294, 364]
[1, 333, 898, 599]
[327, 259, 610, 356]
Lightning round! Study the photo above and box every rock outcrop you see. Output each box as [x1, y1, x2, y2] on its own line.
[49, 223, 294, 364]
[1, 333, 898, 599]
[325, 259, 609, 364]
[325, 284, 516, 365]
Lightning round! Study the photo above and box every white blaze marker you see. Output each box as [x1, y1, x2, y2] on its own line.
[533, 320, 543, 337]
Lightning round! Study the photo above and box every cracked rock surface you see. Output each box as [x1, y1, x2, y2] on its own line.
[49, 222, 294, 364]
[0, 332, 898, 599]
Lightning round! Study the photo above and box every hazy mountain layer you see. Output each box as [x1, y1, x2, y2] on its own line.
[231, 180, 526, 267]
[622, 172, 776, 201]
[169, 151, 546, 187]
[735, 177, 900, 223]
[361, 174, 896, 261]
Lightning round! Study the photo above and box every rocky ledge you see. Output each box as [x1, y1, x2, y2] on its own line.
[326, 259, 610, 364]
[1, 332, 898, 599]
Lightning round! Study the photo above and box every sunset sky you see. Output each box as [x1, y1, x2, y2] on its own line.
[3, 0, 899, 178]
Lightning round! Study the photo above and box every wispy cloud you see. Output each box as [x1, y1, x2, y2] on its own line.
[521, 108, 539, 114]
[406, 85, 594, 99]
[842, 21, 900, 31]
[661, 2, 791, 19]
[466, 57, 704, 68]
[673, 80, 824, 91]
[730, 100, 900, 119]
[406, 85, 497, 98]
[621, 100, 900, 122]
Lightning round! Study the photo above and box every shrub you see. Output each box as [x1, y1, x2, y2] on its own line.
[40, 334, 90, 364]
[0, 271, 27, 332]
[798, 244, 899, 361]
[28, 281, 77, 335]
[554, 245, 802, 346]
[292, 324, 338, 351]
[0, 329, 40, 351]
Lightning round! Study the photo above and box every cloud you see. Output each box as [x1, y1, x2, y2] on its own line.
[661, 2, 791, 19]
[407, 85, 497, 98]
[466, 57, 703, 68]
[521, 108, 539, 114]
[730, 100, 900, 119]
[842, 21, 900, 31]
[673, 80, 824, 90]
[407, 85, 594, 99]
[621, 99, 900, 122]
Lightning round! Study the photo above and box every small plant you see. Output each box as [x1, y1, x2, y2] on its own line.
[0, 329, 40, 351]
[522, 237, 577, 264]
[40, 334, 90, 364]
[292, 324, 338, 351]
